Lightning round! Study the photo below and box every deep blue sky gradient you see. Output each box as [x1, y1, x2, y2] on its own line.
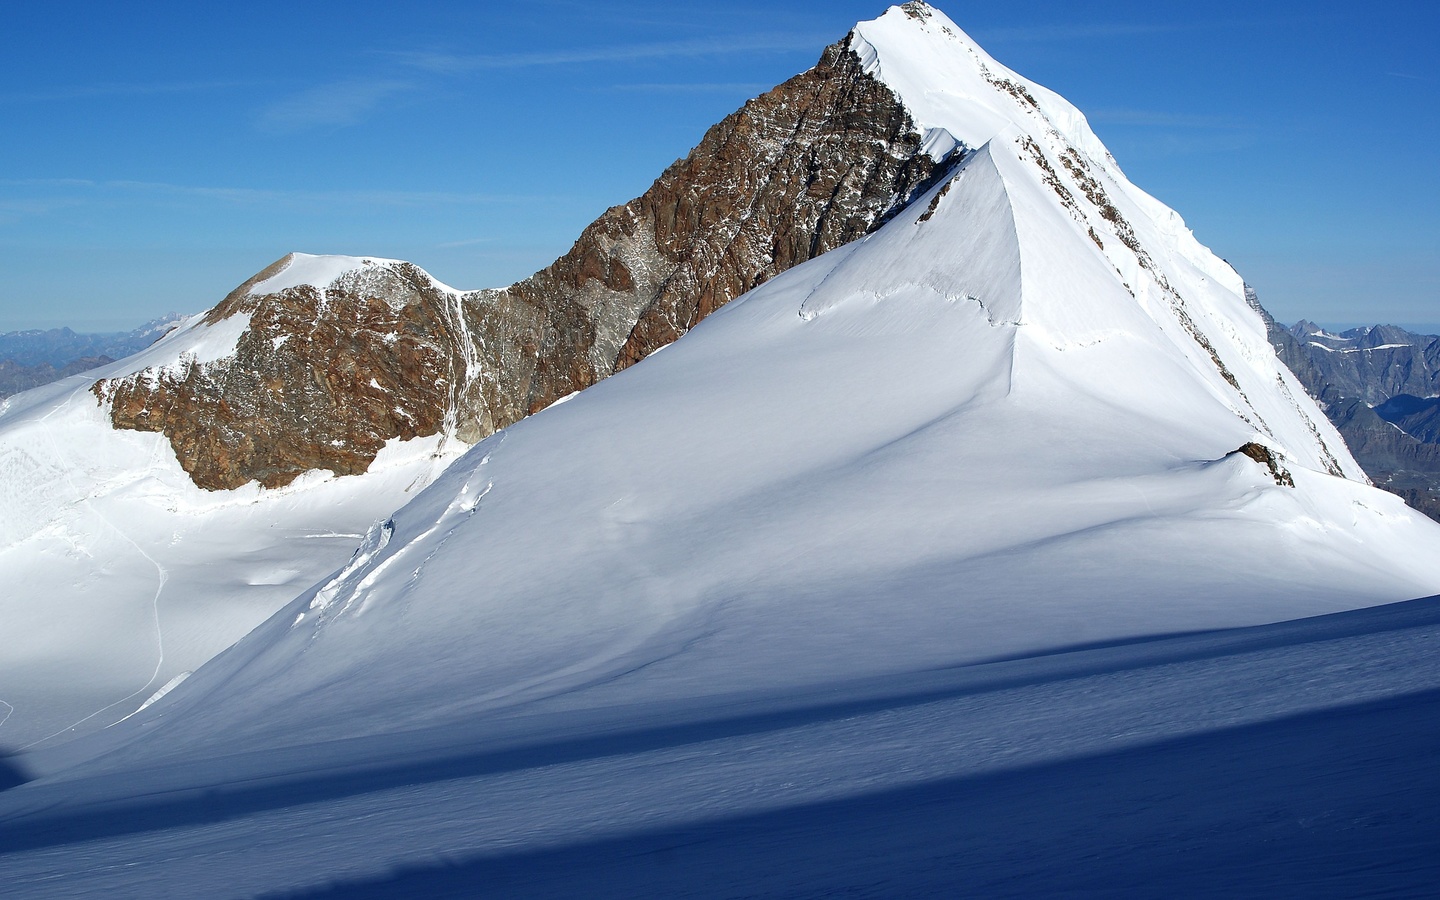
[1, 0, 1435, 331]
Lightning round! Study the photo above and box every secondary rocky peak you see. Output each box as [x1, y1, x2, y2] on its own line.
[94, 255, 481, 490]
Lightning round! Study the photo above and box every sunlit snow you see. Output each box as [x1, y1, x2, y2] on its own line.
[0, 4, 1437, 896]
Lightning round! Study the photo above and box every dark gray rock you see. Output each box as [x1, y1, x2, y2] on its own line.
[1375, 395, 1440, 444]
[1285, 320, 1439, 405]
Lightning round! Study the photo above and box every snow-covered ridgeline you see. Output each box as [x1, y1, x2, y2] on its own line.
[850, 3, 1356, 480]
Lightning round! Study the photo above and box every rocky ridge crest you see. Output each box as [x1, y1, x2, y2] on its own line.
[94, 38, 956, 490]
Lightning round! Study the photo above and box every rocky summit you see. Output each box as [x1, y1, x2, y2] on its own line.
[92, 37, 954, 491]
[95, 257, 475, 490]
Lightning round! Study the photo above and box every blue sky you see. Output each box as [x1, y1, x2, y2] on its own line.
[1, 0, 1435, 332]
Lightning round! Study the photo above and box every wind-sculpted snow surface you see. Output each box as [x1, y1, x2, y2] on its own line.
[5, 593, 1440, 896]
[0, 351, 468, 745]
[55, 132, 1440, 758]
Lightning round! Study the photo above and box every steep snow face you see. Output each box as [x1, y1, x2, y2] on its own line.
[80, 135, 1440, 762]
[0, 259, 470, 748]
[852, 3, 1358, 482]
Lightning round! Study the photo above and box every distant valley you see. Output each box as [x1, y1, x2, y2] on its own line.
[1253, 298, 1440, 520]
[0, 315, 184, 399]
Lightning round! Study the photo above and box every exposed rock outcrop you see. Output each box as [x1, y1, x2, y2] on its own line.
[1233, 441, 1294, 488]
[466, 38, 952, 407]
[93, 37, 958, 490]
[97, 260, 476, 490]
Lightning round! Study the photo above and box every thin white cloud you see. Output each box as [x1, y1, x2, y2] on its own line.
[1107, 132, 1260, 160]
[978, 12, 1352, 44]
[1, 179, 547, 208]
[0, 197, 87, 225]
[256, 79, 416, 132]
[0, 80, 256, 104]
[114, 181, 548, 206]
[392, 34, 824, 74]
[0, 178, 98, 188]
[1386, 71, 1423, 80]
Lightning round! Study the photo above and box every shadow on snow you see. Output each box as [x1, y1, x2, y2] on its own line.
[270, 687, 1440, 898]
[0, 595, 1436, 874]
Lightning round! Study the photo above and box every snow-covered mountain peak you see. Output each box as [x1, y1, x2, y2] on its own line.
[4, 9, 1440, 890]
[852, 3, 1113, 169]
[840, 3, 1355, 483]
[245, 252, 461, 298]
[75, 17, 1440, 754]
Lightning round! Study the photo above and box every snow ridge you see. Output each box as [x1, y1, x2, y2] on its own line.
[851, 2, 1359, 481]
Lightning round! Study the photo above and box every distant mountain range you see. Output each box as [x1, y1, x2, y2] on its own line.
[0, 315, 185, 399]
[1249, 292, 1440, 520]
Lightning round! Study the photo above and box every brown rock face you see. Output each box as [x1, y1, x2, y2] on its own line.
[96, 37, 957, 490]
[466, 38, 951, 416]
[97, 260, 479, 490]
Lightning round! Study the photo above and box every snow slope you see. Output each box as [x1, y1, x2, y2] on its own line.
[64, 131, 1438, 760]
[2, 5, 1439, 893]
[0, 255, 470, 747]
[3, 591, 1439, 896]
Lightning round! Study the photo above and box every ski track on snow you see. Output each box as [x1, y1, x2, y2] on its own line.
[19, 504, 170, 751]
